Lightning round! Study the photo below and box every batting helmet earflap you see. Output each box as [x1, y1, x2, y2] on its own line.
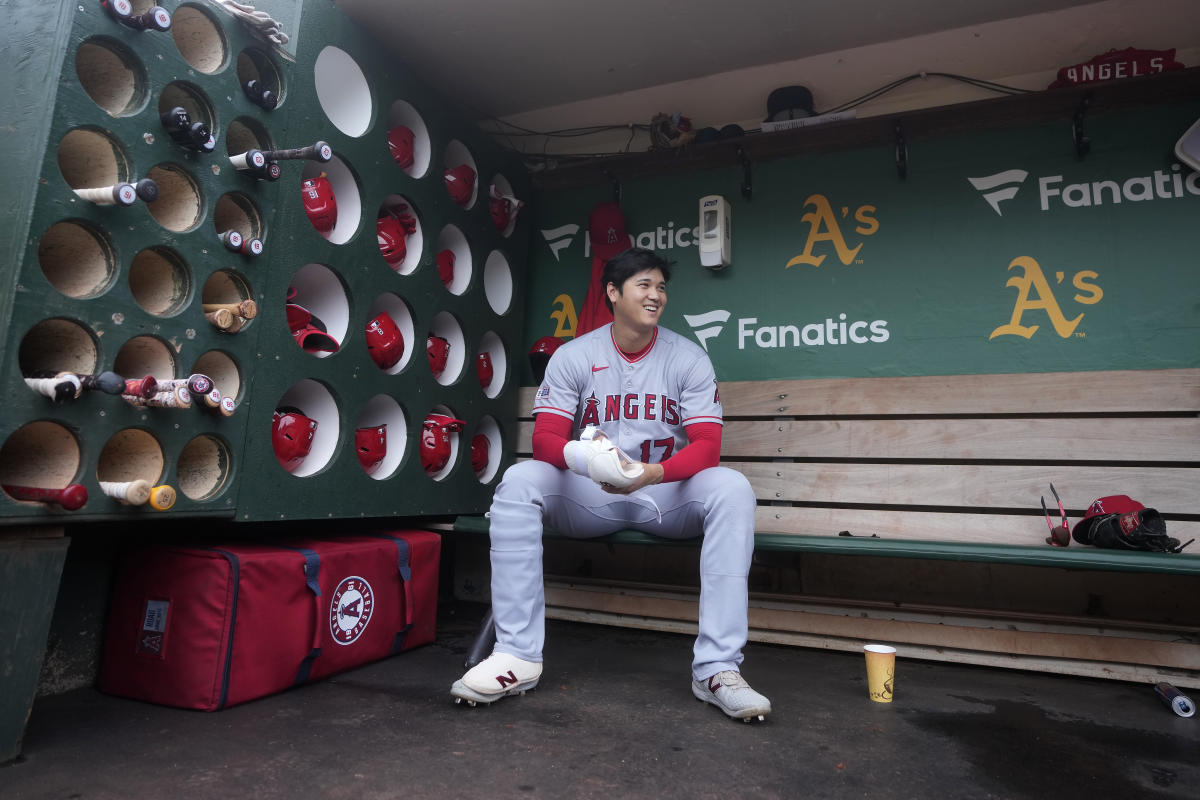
[427, 335, 450, 377]
[355, 424, 387, 474]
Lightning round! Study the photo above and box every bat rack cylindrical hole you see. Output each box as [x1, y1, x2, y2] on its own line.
[428, 311, 465, 387]
[275, 379, 340, 479]
[38, 219, 117, 299]
[354, 394, 407, 481]
[177, 434, 230, 500]
[18, 318, 99, 376]
[97, 428, 164, 486]
[57, 127, 128, 191]
[171, 3, 227, 75]
[113, 335, 176, 381]
[477, 329, 507, 400]
[471, 415, 503, 484]
[365, 292, 415, 376]
[237, 47, 284, 108]
[75, 36, 147, 117]
[434, 223, 471, 294]
[225, 116, 273, 157]
[376, 194, 423, 274]
[190, 349, 241, 401]
[158, 80, 218, 146]
[213, 192, 263, 243]
[314, 46, 372, 138]
[386, 98, 431, 178]
[483, 249, 513, 315]
[145, 163, 202, 232]
[202, 269, 255, 334]
[443, 139, 479, 209]
[0, 422, 81, 499]
[129, 246, 191, 317]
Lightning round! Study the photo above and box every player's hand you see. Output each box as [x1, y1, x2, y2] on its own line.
[599, 462, 664, 494]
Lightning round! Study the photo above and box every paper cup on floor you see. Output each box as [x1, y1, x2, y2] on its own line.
[864, 644, 896, 703]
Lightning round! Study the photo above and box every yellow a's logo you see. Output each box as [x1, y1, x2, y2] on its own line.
[550, 293, 578, 339]
[990, 256, 1103, 339]
[786, 194, 879, 268]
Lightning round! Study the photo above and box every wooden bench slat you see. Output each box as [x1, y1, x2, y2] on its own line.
[732, 462, 1200, 513]
[753, 507, 1200, 547]
[517, 418, 1199, 462]
[518, 369, 1200, 416]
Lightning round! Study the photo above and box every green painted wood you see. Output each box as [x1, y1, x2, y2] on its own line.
[0, 537, 70, 764]
[452, 515, 1200, 575]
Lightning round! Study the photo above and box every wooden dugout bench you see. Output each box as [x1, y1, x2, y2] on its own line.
[454, 368, 1200, 686]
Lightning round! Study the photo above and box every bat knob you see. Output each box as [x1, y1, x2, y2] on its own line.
[313, 141, 333, 163]
[133, 178, 158, 202]
[60, 484, 88, 511]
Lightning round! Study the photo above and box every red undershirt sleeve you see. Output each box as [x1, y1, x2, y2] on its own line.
[531, 412, 573, 470]
[660, 422, 722, 482]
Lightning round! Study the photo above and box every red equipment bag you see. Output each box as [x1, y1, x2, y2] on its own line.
[99, 530, 439, 710]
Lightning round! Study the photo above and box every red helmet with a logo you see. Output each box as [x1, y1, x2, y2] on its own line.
[301, 174, 337, 234]
[471, 433, 490, 476]
[365, 311, 404, 369]
[529, 336, 565, 384]
[355, 424, 387, 474]
[376, 215, 407, 269]
[427, 335, 450, 377]
[420, 414, 465, 474]
[444, 164, 476, 206]
[272, 408, 318, 472]
[476, 351, 494, 389]
[387, 125, 415, 169]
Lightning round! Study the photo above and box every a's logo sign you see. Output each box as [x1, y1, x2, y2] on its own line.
[785, 194, 879, 268]
[968, 169, 1029, 216]
[683, 309, 731, 351]
[990, 256, 1103, 340]
[541, 223, 580, 261]
[330, 576, 374, 645]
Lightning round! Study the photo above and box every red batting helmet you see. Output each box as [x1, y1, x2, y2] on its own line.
[272, 408, 318, 472]
[529, 336, 565, 384]
[376, 215, 407, 269]
[471, 433, 489, 476]
[355, 423, 387, 474]
[436, 249, 455, 287]
[365, 311, 404, 369]
[427, 335, 450, 377]
[387, 125, 415, 169]
[444, 164, 476, 206]
[476, 351, 494, 389]
[420, 414, 465, 474]
[301, 174, 337, 234]
[287, 303, 340, 353]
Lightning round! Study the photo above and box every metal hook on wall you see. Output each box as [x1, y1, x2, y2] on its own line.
[1073, 92, 1092, 158]
[895, 120, 908, 180]
[737, 146, 753, 201]
[602, 169, 621, 204]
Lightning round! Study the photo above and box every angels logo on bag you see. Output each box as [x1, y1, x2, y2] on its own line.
[329, 576, 375, 645]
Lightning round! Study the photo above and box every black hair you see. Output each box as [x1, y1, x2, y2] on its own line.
[602, 248, 673, 313]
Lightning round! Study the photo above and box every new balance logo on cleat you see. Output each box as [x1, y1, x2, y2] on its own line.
[496, 670, 519, 689]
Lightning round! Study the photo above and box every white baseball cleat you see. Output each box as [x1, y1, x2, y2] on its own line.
[692, 670, 772, 722]
[451, 651, 542, 707]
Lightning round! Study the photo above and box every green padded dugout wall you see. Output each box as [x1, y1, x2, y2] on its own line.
[0, 0, 531, 525]
[523, 94, 1200, 382]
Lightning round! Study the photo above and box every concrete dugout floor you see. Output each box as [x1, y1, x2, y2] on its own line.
[4, 603, 1198, 800]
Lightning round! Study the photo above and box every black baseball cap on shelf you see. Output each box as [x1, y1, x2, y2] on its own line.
[765, 85, 815, 122]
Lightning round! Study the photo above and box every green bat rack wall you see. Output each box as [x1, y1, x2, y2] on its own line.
[0, 0, 531, 525]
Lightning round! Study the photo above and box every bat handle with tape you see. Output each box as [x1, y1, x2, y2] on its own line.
[74, 183, 138, 206]
[3, 483, 88, 511]
[260, 141, 332, 163]
[99, 479, 151, 506]
[24, 374, 82, 402]
[148, 484, 176, 511]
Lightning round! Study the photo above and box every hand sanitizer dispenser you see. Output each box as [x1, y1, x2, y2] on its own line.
[699, 195, 730, 270]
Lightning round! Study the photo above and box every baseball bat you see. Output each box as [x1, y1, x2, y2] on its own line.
[228, 150, 281, 181]
[204, 309, 234, 330]
[124, 386, 190, 409]
[148, 484, 176, 511]
[219, 231, 264, 257]
[99, 479, 151, 505]
[217, 396, 237, 417]
[24, 375, 82, 402]
[29, 370, 124, 395]
[243, 79, 277, 111]
[124, 375, 157, 399]
[260, 141, 332, 163]
[3, 483, 88, 511]
[74, 183, 137, 206]
[203, 300, 257, 319]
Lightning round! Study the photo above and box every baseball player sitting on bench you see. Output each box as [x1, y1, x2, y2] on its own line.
[452, 248, 770, 722]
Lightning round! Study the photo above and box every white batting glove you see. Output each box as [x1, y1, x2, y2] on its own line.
[587, 447, 644, 488]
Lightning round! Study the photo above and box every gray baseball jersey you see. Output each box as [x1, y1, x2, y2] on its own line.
[532, 323, 723, 462]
